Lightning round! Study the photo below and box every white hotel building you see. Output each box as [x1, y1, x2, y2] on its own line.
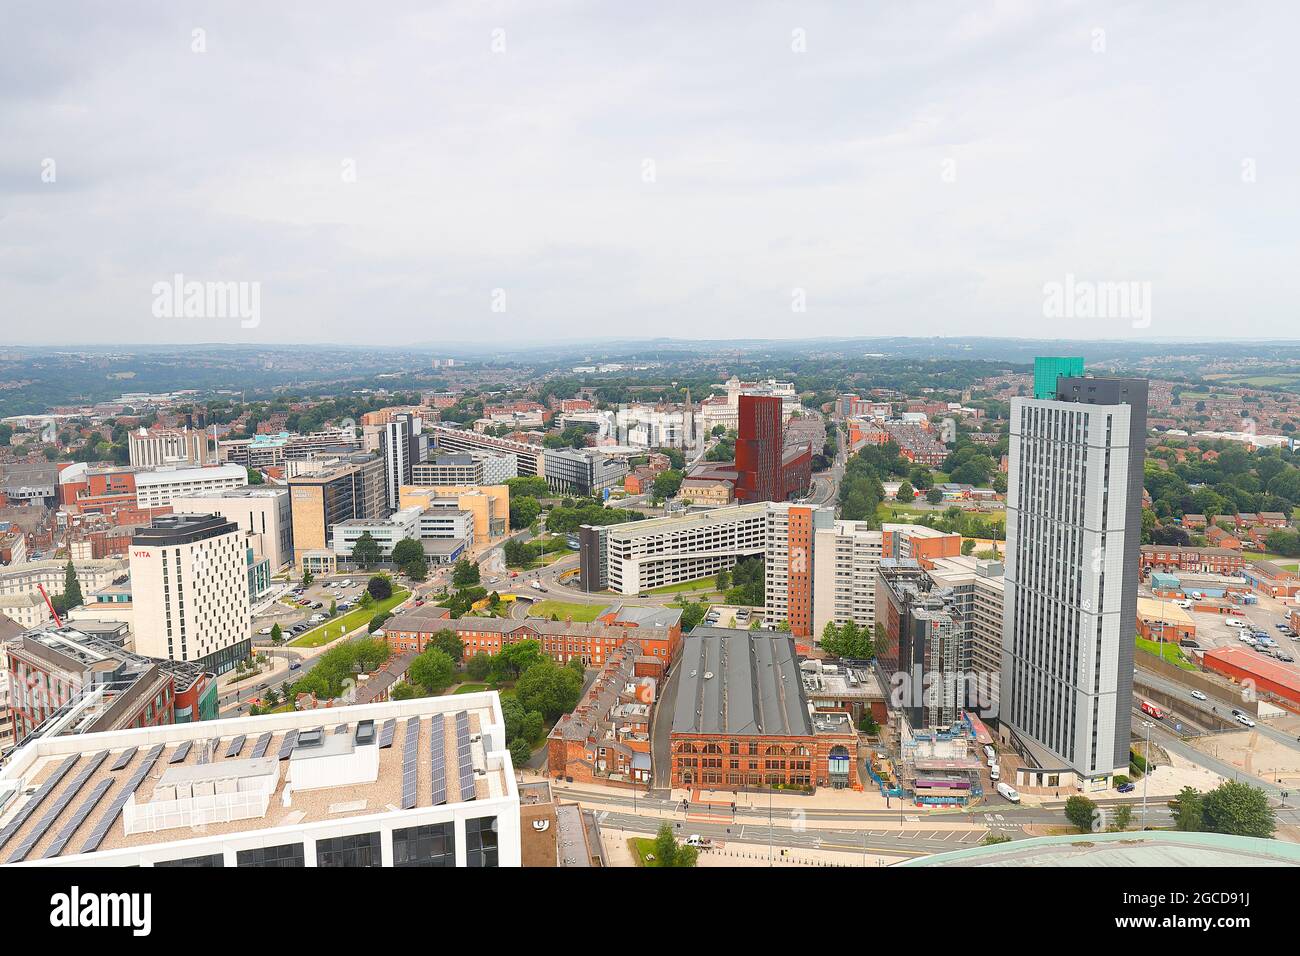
[0, 694, 518, 867]
[129, 514, 252, 676]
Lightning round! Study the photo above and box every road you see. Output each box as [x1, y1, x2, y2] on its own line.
[1136, 664, 1300, 754]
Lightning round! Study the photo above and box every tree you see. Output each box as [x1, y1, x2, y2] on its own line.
[515, 660, 583, 721]
[652, 469, 684, 501]
[672, 844, 699, 868]
[510, 495, 541, 530]
[391, 537, 425, 572]
[1110, 804, 1133, 831]
[409, 648, 456, 694]
[1201, 780, 1275, 838]
[270, 622, 282, 643]
[1064, 794, 1098, 833]
[895, 481, 915, 502]
[651, 822, 678, 867]
[679, 602, 708, 631]
[329, 598, 337, 617]
[926, 487, 943, 504]
[961, 539, 976, 555]
[466, 653, 493, 682]
[61, 560, 84, 610]
[430, 628, 464, 664]
[367, 574, 393, 601]
[389, 681, 419, 701]
[715, 569, 731, 591]
[509, 737, 533, 766]
[452, 559, 481, 588]
[246, 467, 264, 485]
[302, 569, 314, 587]
[494, 640, 545, 681]
[352, 531, 381, 568]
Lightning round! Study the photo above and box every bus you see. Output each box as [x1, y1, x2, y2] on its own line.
[1140, 700, 1165, 720]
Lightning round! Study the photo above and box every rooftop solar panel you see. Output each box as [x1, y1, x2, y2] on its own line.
[378, 719, 396, 748]
[6, 750, 109, 863]
[401, 717, 420, 810]
[225, 735, 247, 759]
[455, 711, 475, 800]
[0, 754, 79, 855]
[41, 778, 114, 860]
[250, 732, 273, 758]
[109, 747, 138, 771]
[78, 745, 163, 855]
[430, 714, 447, 806]
[277, 729, 299, 760]
[168, 741, 193, 764]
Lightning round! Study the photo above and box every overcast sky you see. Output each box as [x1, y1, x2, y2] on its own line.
[2, 1, 1297, 346]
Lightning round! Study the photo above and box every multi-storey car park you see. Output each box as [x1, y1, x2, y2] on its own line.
[0, 693, 518, 867]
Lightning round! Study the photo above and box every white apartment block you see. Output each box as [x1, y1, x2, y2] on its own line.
[812, 520, 885, 638]
[127, 427, 212, 468]
[0, 694, 519, 867]
[129, 514, 252, 676]
[171, 486, 294, 570]
[1000, 376, 1146, 788]
[134, 464, 248, 510]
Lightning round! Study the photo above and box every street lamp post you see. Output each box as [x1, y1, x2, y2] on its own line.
[1141, 720, 1154, 825]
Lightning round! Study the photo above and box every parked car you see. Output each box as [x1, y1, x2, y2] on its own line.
[257, 626, 273, 635]
[685, 835, 712, 849]
[1225, 618, 1248, 628]
[1117, 782, 1136, 793]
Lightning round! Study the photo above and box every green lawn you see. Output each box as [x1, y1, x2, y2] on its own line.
[452, 683, 488, 695]
[528, 600, 603, 622]
[630, 838, 661, 867]
[648, 576, 719, 595]
[1136, 636, 1197, 671]
[289, 589, 411, 647]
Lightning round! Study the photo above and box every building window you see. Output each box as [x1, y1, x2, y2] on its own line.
[236, 843, 305, 868]
[392, 822, 455, 867]
[155, 853, 224, 867]
[316, 831, 382, 867]
[465, 816, 499, 867]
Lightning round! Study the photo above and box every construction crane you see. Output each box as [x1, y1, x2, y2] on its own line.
[36, 584, 62, 628]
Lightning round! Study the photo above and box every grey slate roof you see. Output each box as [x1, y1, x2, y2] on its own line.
[672, 627, 812, 737]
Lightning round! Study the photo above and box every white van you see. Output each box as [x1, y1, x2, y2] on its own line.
[989, 765, 1000, 781]
[996, 782, 1020, 803]
[1225, 618, 1247, 628]
[685, 835, 711, 849]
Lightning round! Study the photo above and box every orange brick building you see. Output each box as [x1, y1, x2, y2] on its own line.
[670, 629, 861, 792]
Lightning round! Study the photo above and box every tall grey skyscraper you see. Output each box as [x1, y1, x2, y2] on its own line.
[380, 413, 420, 514]
[1000, 371, 1147, 789]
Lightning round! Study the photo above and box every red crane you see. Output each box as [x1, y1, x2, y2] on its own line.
[37, 584, 62, 628]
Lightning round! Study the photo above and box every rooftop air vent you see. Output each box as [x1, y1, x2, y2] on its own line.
[703, 671, 714, 680]
[296, 728, 325, 749]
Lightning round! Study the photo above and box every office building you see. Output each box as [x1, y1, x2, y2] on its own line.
[129, 514, 252, 676]
[399, 485, 507, 544]
[1000, 370, 1147, 790]
[0, 694, 519, 867]
[133, 464, 248, 510]
[127, 427, 212, 468]
[412, 451, 517, 487]
[429, 425, 544, 478]
[171, 486, 293, 571]
[218, 427, 361, 468]
[286, 456, 386, 566]
[331, 507, 422, 560]
[543, 448, 629, 497]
